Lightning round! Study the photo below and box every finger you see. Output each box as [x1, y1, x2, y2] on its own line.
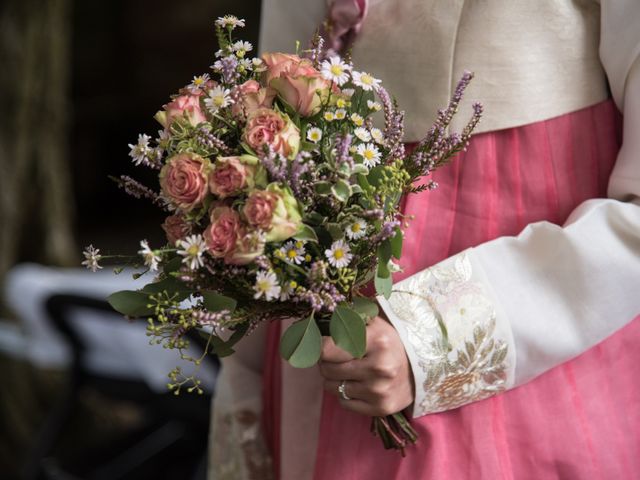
[321, 336, 355, 363]
[319, 359, 368, 381]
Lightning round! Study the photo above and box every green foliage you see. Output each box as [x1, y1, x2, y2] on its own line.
[108, 290, 154, 317]
[351, 297, 379, 320]
[201, 291, 237, 313]
[330, 305, 367, 358]
[280, 314, 322, 368]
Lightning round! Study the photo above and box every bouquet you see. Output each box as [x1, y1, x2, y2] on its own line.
[84, 14, 482, 454]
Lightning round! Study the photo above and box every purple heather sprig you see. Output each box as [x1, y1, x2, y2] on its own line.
[116, 175, 167, 209]
[376, 85, 405, 160]
[334, 133, 355, 170]
[194, 125, 232, 154]
[259, 144, 287, 182]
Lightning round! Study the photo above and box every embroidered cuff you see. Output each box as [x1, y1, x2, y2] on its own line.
[378, 249, 516, 418]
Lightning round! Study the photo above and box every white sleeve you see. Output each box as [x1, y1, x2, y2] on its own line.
[208, 323, 274, 480]
[379, 5, 640, 418]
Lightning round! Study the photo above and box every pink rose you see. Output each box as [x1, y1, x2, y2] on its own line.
[155, 93, 207, 129]
[209, 157, 251, 198]
[226, 230, 265, 265]
[262, 53, 318, 84]
[243, 190, 278, 230]
[203, 207, 242, 259]
[232, 80, 276, 118]
[270, 74, 330, 117]
[162, 214, 191, 245]
[242, 108, 300, 159]
[243, 185, 302, 242]
[160, 153, 210, 211]
[262, 53, 329, 117]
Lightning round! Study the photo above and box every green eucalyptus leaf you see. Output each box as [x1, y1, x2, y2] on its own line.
[378, 239, 392, 266]
[338, 162, 352, 176]
[367, 166, 385, 186]
[163, 256, 183, 273]
[326, 223, 344, 241]
[352, 164, 369, 175]
[305, 211, 325, 225]
[330, 306, 367, 358]
[300, 140, 318, 151]
[315, 181, 332, 195]
[351, 297, 379, 320]
[107, 290, 154, 317]
[294, 224, 319, 243]
[350, 184, 363, 194]
[375, 267, 393, 299]
[280, 315, 322, 368]
[390, 227, 403, 259]
[142, 276, 191, 299]
[331, 179, 352, 202]
[377, 260, 390, 279]
[202, 291, 237, 313]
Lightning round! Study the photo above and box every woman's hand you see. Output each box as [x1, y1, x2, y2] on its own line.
[319, 314, 415, 417]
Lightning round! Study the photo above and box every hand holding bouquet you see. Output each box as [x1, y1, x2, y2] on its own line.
[85, 14, 482, 454]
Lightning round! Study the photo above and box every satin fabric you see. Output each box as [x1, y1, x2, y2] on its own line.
[264, 99, 640, 479]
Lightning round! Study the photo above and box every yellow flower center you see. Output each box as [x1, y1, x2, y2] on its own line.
[351, 223, 361, 233]
[334, 249, 344, 260]
[257, 280, 271, 292]
[336, 99, 347, 108]
[287, 249, 297, 259]
[330, 65, 344, 76]
[364, 150, 375, 160]
[187, 245, 200, 256]
[214, 95, 225, 106]
[361, 74, 373, 85]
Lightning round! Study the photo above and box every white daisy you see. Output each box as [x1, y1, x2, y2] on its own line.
[232, 41, 253, 57]
[370, 127, 385, 145]
[253, 270, 281, 301]
[188, 74, 210, 92]
[128, 134, 152, 166]
[279, 280, 297, 301]
[352, 71, 381, 91]
[215, 15, 245, 29]
[345, 219, 368, 240]
[325, 240, 353, 268]
[353, 127, 371, 142]
[279, 241, 305, 265]
[356, 143, 382, 168]
[251, 57, 265, 70]
[81, 245, 102, 272]
[177, 234, 207, 270]
[204, 86, 233, 114]
[350, 113, 364, 126]
[323, 111, 335, 122]
[320, 56, 351, 86]
[335, 108, 347, 120]
[367, 100, 382, 111]
[138, 239, 160, 271]
[238, 58, 253, 72]
[307, 127, 322, 143]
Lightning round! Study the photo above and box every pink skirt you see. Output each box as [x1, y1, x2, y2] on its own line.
[265, 100, 640, 479]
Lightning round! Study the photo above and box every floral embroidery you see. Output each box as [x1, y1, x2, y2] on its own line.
[388, 253, 510, 414]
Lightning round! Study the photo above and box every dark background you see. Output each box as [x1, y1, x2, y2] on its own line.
[0, 1, 263, 478]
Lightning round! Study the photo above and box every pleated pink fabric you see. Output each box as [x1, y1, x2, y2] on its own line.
[265, 99, 640, 479]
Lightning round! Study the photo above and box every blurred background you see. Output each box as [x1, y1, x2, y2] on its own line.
[0, 1, 262, 478]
